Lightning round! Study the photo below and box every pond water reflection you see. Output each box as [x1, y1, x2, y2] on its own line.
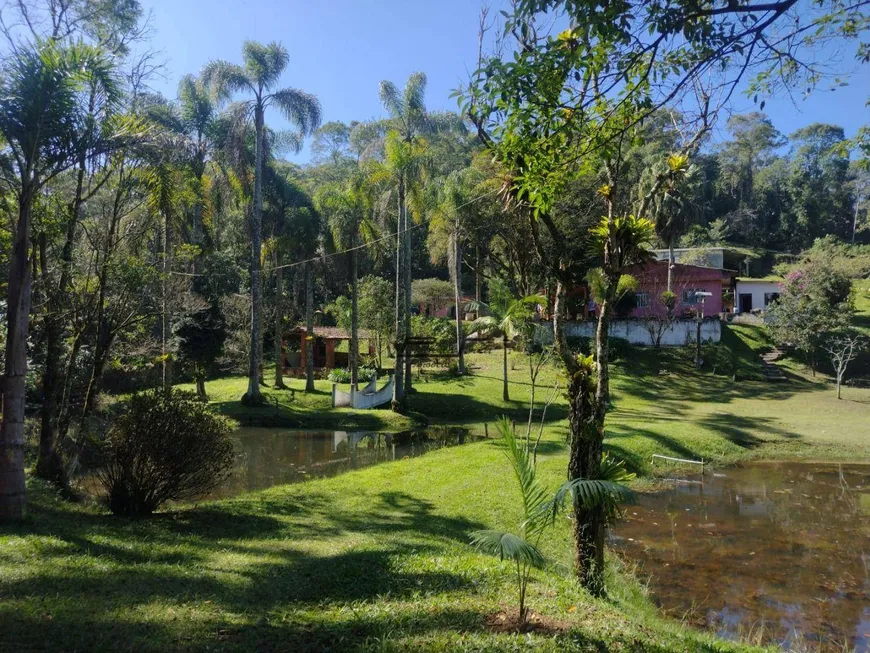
[610, 462, 870, 652]
[209, 426, 476, 499]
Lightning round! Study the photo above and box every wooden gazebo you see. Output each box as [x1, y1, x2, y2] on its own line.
[281, 326, 374, 376]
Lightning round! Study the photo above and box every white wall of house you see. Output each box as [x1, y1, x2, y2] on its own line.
[735, 280, 781, 313]
[536, 318, 721, 346]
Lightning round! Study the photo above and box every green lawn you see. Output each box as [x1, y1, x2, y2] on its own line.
[3, 326, 869, 651]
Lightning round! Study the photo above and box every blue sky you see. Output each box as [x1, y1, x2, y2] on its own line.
[139, 0, 870, 162]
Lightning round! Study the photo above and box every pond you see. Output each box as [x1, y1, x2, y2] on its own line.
[207, 426, 477, 499]
[609, 461, 870, 652]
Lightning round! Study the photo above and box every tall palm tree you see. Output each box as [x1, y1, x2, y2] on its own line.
[0, 40, 123, 519]
[378, 72, 441, 410]
[177, 74, 217, 248]
[468, 287, 546, 402]
[264, 164, 315, 389]
[203, 41, 321, 404]
[315, 176, 380, 386]
[428, 167, 484, 375]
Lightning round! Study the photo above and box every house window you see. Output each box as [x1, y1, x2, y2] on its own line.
[635, 292, 650, 308]
[764, 292, 780, 307]
[682, 288, 704, 305]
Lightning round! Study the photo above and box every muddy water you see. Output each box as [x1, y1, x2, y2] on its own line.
[610, 462, 870, 652]
[208, 426, 475, 499]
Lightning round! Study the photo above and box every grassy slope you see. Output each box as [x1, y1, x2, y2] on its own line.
[3, 327, 869, 652]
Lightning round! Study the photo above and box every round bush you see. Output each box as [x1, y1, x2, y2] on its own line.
[98, 389, 235, 516]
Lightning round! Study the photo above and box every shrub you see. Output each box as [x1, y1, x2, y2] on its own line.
[328, 368, 352, 383]
[98, 389, 234, 516]
[327, 367, 377, 384]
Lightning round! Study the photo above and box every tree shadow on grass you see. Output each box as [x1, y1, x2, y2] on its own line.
[0, 604, 489, 653]
[1, 487, 484, 625]
[606, 425, 702, 461]
[603, 412, 805, 475]
[420, 369, 477, 387]
[694, 412, 803, 449]
[410, 390, 568, 426]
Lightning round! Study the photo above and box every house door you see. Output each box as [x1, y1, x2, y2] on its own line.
[739, 293, 753, 313]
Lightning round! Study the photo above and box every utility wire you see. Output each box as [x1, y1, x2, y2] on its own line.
[170, 186, 501, 278]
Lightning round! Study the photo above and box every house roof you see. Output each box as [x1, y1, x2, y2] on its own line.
[625, 260, 736, 281]
[735, 276, 783, 284]
[284, 326, 373, 340]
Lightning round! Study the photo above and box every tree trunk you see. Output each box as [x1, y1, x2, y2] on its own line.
[81, 192, 124, 422]
[502, 334, 510, 402]
[290, 267, 300, 324]
[37, 88, 99, 484]
[274, 253, 286, 389]
[350, 246, 359, 387]
[0, 185, 35, 520]
[453, 233, 465, 375]
[196, 368, 208, 400]
[56, 329, 84, 444]
[403, 194, 413, 395]
[162, 206, 173, 391]
[552, 277, 604, 594]
[244, 104, 265, 404]
[475, 246, 482, 304]
[376, 332, 382, 370]
[37, 193, 80, 484]
[81, 329, 118, 423]
[567, 359, 606, 596]
[667, 242, 675, 294]
[305, 261, 315, 392]
[258, 265, 265, 386]
[392, 180, 406, 412]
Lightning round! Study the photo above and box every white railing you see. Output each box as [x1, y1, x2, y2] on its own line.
[331, 374, 394, 409]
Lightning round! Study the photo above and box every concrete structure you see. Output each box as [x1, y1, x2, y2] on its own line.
[538, 318, 721, 346]
[620, 261, 735, 319]
[282, 326, 375, 376]
[652, 247, 725, 269]
[734, 278, 782, 314]
[332, 374, 394, 409]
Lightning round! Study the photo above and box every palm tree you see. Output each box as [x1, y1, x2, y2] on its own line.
[177, 74, 217, 248]
[468, 286, 546, 402]
[0, 40, 123, 519]
[647, 154, 699, 292]
[203, 41, 321, 404]
[264, 165, 315, 388]
[428, 167, 486, 375]
[378, 72, 447, 409]
[315, 176, 380, 386]
[471, 417, 634, 623]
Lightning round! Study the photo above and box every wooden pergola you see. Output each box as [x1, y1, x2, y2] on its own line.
[281, 326, 374, 376]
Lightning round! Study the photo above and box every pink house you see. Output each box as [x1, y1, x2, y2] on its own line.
[419, 294, 476, 319]
[621, 261, 735, 318]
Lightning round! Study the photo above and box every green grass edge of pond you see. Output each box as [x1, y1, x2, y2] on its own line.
[4, 322, 869, 652]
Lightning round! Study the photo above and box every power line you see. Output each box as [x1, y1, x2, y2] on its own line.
[171, 186, 501, 278]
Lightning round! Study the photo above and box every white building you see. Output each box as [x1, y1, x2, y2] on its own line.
[734, 278, 782, 313]
[651, 247, 725, 269]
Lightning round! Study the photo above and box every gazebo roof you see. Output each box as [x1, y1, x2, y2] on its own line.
[284, 326, 373, 341]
